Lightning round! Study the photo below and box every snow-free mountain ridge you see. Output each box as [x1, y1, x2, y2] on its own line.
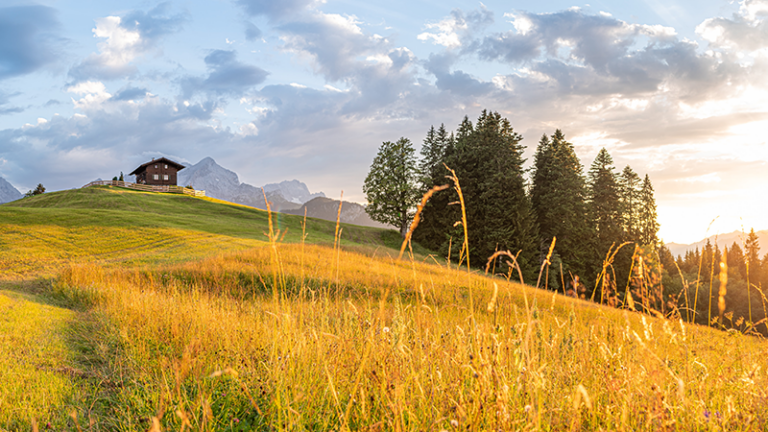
[175, 157, 388, 229]
[0, 176, 22, 204]
[282, 197, 389, 229]
[176, 157, 325, 211]
[665, 230, 768, 259]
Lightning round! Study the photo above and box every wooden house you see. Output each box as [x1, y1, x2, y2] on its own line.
[129, 157, 186, 186]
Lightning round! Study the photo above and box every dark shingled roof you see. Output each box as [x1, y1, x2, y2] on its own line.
[129, 157, 186, 175]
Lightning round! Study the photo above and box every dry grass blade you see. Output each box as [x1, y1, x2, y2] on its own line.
[718, 247, 728, 321]
[398, 184, 449, 260]
[334, 191, 344, 252]
[536, 237, 556, 289]
[444, 165, 469, 273]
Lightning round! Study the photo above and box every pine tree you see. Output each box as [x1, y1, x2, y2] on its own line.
[587, 148, 623, 273]
[363, 138, 420, 238]
[416, 111, 538, 280]
[413, 124, 456, 249]
[418, 126, 438, 190]
[638, 174, 659, 246]
[471, 111, 539, 280]
[530, 129, 592, 289]
[745, 228, 761, 285]
[727, 242, 746, 280]
[618, 165, 641, 239]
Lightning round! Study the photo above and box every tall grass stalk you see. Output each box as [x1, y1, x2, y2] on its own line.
[333, 191, 344, 294]
[261, 187, 285, 302]
[398, 184, 449, 260]
[592, 242, 631, 305]
[718, 247, 728, 322]
[707, 234, 719, 325]
[693, 217, 718, 324]
[536, 237, 556, 290]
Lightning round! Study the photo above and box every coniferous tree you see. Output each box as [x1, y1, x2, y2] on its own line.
[418, 126, 438, 190]
[472, 111, 539, 280]
[638, 174, 660, 246]
[413, 124, 456, 248]
[745, 229, 761, 285]
[727, 242, 746, 280]
[530, 129, 592, 289]
[363, 138, 420, 238]
[416, 111, 538, 280]
[618, 166, 641, 239]
[587, 148, 623, 285]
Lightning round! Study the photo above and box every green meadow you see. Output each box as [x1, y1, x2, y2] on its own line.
[1, 186, 766, 431]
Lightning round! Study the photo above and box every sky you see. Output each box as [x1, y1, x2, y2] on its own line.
[1, 0, 767, 244]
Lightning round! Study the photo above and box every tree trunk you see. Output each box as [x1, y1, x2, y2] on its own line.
[400, 221, 408, 238]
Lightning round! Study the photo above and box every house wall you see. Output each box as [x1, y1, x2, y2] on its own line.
[140, 162, 179, 186]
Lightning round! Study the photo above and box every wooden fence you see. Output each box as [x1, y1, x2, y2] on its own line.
[82, 180, 206, 197]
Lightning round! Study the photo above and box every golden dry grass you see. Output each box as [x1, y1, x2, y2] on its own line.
[3, 185, 767, 431]
[33, 243, 768, 431]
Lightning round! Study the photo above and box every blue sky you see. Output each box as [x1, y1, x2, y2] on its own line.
[1, 0, 767, 244]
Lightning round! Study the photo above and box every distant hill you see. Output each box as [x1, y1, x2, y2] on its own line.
[666, 230, 768, 258]
[0, 176, 22, 204]
[176, 157, 324, 211]
[0, 185, 397, 278]
[282, 197, 389, 229]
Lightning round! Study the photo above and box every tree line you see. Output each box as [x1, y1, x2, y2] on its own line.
[657, 229, 768, 330]
[363, 110, 660, 296]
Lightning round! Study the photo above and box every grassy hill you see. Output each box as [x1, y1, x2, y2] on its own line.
[1, 187, 767, 431]
[0, 186, 410, 278]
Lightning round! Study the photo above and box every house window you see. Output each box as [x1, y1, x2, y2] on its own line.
[153, 174, 159, 180]
[164, 164, 168, 169]
[163, 174, 169, 180]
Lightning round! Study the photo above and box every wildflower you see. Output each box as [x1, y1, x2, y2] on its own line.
[450, 419, 459, 428]
[524, 405, 532, 413]
[703, 409, 711, 421]
[382, 327, 390, 333]
[234, 418, 240, 424]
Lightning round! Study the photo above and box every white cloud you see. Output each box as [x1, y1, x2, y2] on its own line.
[740, 0, 768, 21]
[92, 16, 142, 66]
[67, 80, 112, 111]
[418, 16, 465, 48]
[418, 7, 493, 48]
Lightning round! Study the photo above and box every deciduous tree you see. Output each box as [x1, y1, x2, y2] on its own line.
[363, 138, 420, 238]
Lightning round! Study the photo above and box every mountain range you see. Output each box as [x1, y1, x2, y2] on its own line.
[176, 157, 324, 211]
[0, 176, 22, 204]
[665, 230, 768, 258]
[176, 157, 387, 228]
[282, 197, 389, 229]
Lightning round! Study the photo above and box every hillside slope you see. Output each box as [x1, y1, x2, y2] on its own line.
[1, 185, 767, 431]
[281, 196, 389, 228]
[0, 186, 397, 278]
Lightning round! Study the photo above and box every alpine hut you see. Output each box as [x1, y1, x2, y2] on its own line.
[129, 157, 186, 186]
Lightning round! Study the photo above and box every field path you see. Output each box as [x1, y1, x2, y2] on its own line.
[0, 284, 99, 429]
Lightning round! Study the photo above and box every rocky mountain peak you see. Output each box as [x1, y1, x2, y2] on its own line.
[0, 176, 22, 204]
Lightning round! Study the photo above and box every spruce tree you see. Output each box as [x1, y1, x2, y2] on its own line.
[587, 148, 623, 278]
[618, 166, 641, 240]
[416, 111, 538, 280]
[638, 174, 659, 246]
[727, 242, 746, 280]
[413, 124, 456, 249]
[745, 228, 761, 285]
[530, 129, 592, 289]
[418, 126, 438, 191]
[472, 111, 539, 280]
